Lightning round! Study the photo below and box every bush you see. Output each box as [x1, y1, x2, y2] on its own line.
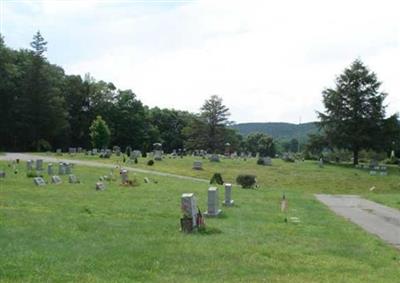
[134, 158, 138, 164]
[125, 146, 132, 157]
[142, 152, 147, 158]
[210, 173, 224, 185]
[147, 159, 154, 166]
[256, 158, 264, 165]
[236, 174, 256, 188]
[27, 171, 43, 178]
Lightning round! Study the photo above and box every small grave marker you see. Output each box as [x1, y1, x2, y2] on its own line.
[36, 159, 43, 171]
[192, 160, 203, 170]
[47, 163, 53, 175]
[68, 174, 79, 184]
[33, 177, 46, 186]
[96, 182, 106, 191]
[51, 175, 62, 184]
[0, 170, 5, 178]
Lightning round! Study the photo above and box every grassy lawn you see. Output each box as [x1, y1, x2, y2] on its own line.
[1, 159, 400, 282]
[35, 152, 400, 208]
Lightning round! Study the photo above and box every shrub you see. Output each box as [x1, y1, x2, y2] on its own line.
[147, 159, 154, 166]
[125, 146, 132, 157]
[236, 174, 256, 188]
[257, 158, 265, 165]
[210, 173, 224, 185]
[134, 158, 138, 164]
[142, 152, 147, 158]
[27, 171, 42, 178]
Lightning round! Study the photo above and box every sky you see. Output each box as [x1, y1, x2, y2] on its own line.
[1, 0, 399, 123]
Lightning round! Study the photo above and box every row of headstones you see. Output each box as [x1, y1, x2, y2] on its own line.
[34, 174, 79, 186]
[27, 160, 73, 175]
[181, 184, 234, 231]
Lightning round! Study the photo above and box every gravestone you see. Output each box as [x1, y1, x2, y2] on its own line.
[56, 148, 62, 155]
[35, 159, 43, 171]
[192, 160, 203, 170]
[223, 183, 234, 206]
[154, 150, 162, 161]
[120, 169, 128, 184]
[318, 158, 324, 168]
[259, 157, 272, 166]
[204, 187, 222, 217]
[27, 160, 33, 171]
[0, 170, 5, 178]
[68, 174, 79, 184]
[132, 150, 141, 159]
[77, 147, 83, 153]
[65, 163, 72, 175]
[92, 148, 98, 155]
[58, 162, 66, 175]
[51, 175, 62, 184]
[144, 177, 150, 183]
[33, 177, 46, 186]
[209, 154, 220, 162]
[47, 163, 53, 175]
[181, 193, 198, 228]
[96, 182, 106, 191]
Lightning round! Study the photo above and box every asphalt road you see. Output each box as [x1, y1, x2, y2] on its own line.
[316, 194, 400, 250]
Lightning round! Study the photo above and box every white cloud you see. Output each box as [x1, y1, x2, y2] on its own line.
[2, 0, 400, 123]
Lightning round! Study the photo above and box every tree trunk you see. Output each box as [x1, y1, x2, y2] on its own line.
[353, 149, 359, 165]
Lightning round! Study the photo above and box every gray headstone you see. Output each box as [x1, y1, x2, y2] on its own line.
[68, 174, 79, 184]
[47, 163, 53, 175]
[58, 163, 66, 175]
[56, 148, 62, 155]
[192, 160, 203, 170]
[154, 150, 162, 161]
[181, 193, 197, 227]
[144, 177, 150, 183]
[35, 159, 43, 171]
[65, 163, 72, 175]
[51, 175, 62, 184]
[27, 160, 33, 171]
[96, 182, 106, 191]
[33, 177, 46, 186]
[0, 170, 5, 178]
[209, 154, 220, 162]
[204, 187, 222, 217]
[120, 169, 128, 184]
[223, 183, 234, 206]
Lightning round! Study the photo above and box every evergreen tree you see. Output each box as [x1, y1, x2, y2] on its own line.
[318, 60, 387, 165]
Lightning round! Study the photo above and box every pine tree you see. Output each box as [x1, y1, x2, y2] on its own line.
[318, 60, 387, 165]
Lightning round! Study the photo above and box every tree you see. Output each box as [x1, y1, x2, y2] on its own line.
[318, 60, 387, 165]
[244, 132, 275, 157]
[201, 95, 231, 152]
[89, 116, 111, 149]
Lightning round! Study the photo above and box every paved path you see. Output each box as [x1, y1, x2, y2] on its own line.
[0, 153, 209, 183]
[315, 194, 400, 249]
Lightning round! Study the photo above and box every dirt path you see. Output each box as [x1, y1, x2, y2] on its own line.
[315, 194, 400, 250]
[0, 153, 209, 183]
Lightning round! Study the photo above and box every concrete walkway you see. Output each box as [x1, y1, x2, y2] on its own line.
[0, 153, 209, 183]
[315, 194, 400, 250]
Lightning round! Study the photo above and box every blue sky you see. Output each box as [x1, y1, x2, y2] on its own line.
[1, 0, 399, 123]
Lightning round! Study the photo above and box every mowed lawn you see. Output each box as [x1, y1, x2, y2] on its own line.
[1, 159, 400, 282]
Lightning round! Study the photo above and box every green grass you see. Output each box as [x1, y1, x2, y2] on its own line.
[35, 152, 400, 208]
[1, 159, 400, 282]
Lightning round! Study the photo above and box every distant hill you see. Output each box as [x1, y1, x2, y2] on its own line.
[231, 122, 318, 141]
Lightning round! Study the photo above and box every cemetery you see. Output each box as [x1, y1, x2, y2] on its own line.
[1, 2, 400, 281]
[1, 154, 400, 282]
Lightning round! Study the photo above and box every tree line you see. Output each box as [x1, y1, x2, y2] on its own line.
[0, 32, 272, 154]
[1, 32, 399, 162]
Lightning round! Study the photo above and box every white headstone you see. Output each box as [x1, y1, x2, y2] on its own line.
[205, 187, 222, 217]
[223, 183, 234, 206]
[154, 150, 162, 161]
[181, 193, 197, 227]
